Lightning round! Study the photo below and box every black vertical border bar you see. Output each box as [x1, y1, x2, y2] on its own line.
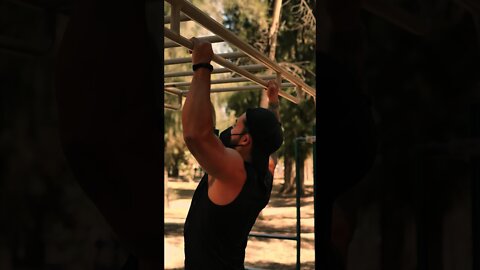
[471, 104, 480, 270]
[415, 146, 428, 270]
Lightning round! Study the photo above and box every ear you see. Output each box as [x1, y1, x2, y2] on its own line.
[241, 133, 252, 146]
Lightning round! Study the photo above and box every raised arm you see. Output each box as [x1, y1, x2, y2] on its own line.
[182, 38, 245, 185]
[266, 80, 281, 121]
[264, 80, 281, 175]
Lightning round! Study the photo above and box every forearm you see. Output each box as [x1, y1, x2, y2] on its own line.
[268, 100, 280, 121]
[267, 93, 280, 167]
[182, 69, 213, 138]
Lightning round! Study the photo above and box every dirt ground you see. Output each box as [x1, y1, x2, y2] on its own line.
[164, 175, 315, 270]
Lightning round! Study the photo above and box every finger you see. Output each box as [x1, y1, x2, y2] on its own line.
[190, 37, 198, 49]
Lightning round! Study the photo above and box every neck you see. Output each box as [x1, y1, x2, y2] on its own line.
[237, 148, 252, 162]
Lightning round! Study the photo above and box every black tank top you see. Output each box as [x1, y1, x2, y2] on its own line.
[184, 162, 273, 270]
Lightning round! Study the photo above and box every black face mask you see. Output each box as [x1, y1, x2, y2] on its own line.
[219, 126, 247, 148]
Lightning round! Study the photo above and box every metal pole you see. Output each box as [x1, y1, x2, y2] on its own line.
[164, 103, 181, 111]
[210, 83, 294, 93]
[164, 35, 224, 48]
[164, 87, 183, 95]
[166, 84, 298, 102]
[164, 51, 246, 65]
[164, 29, 256, 81]
[164, 14, 191, 24]
[164, 0, 316, 98]
[164, 75, 277, 87]
[164, 64, 266, 77]
[170, 1, 181, 34]
[164, 28, 300, 104]
[294, 137, 303, 270]
[163, 88, 183, 110]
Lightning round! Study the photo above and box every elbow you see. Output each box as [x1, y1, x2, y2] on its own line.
[183, 134, 201, 152]
[183, 134, 196, 147]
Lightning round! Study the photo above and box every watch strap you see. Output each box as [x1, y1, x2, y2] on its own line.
[192, 63, 213, 72]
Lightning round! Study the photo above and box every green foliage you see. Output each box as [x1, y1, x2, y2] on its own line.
[164, 110, 188, 177]
[223, 0, 269, 49]
[226, 90, 260, 117]
[223, 0, 316, 161]
[164, 0, 228, 177]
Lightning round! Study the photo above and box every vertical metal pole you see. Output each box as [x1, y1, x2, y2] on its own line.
[276, 72, 282, 86]
[295, 138, 302, 270]
[170, 2, 181, 34]
[471, 104, 480, 270]
[296, 86, 304, 100]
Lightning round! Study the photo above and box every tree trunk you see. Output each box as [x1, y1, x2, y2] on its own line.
[260, 0, 283, 108]
[281, 156, 295, 194]
[170, 165, 177, 177]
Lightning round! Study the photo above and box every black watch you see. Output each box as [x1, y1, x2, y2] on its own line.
[192, 63, 214, 72]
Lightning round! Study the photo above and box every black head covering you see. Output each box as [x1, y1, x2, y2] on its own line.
[245, 108, 283, 180]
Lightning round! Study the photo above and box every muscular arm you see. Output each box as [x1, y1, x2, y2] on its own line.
[265, 80, 281, 174]
[182, 39, 245, 184]
[55, 1, 162, 268]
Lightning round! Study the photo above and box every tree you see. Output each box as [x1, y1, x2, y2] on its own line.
[223, 0, 316, 195]
[163, 0, 226, 179]
[259, 0, 283, 108]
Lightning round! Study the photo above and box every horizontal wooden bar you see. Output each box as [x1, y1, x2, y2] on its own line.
[209, 83, 295, 93]
[164, 51, 247, 65]
[164, 14, 191, 24]
[164, 87, 183, 95]
[164, 75, 277, 87]
[164, 64, 266, 78]
[164, 0, 315, 98]
[164, 35, 224, 48]
[164, 103, 181, 110]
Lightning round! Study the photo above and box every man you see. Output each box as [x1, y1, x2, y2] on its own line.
[182, 38, 284, 269]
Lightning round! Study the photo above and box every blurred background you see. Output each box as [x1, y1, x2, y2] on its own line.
[1, 0, 480, 269]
